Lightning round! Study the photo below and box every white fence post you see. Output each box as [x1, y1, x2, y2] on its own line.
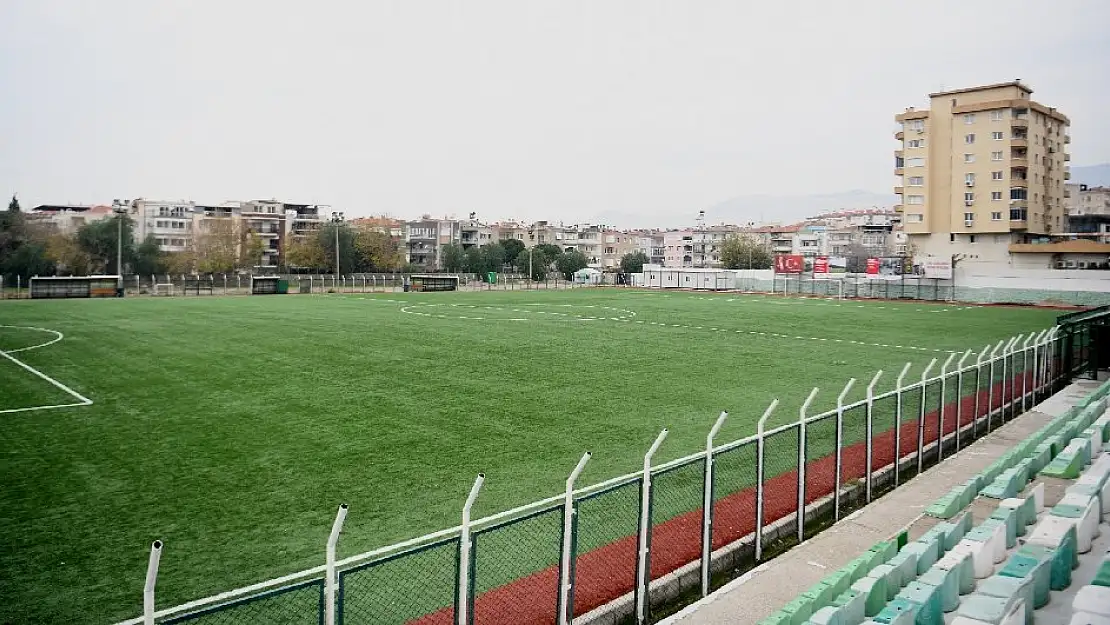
[143, 540, 163, 625]
[834, 378, 856, 521]
[916, 358, 938, 474]
[797, 388, 818, 542]
[1030, 329, 1047, 399]
[558, 453, 591, 625]
[893, 363, 912, 487]
[973, 344, 991, 431]
[635, 429, 668, 625]
[936, 352, 956, 463]
[754, 399, 779, 562]
[1020, 333, 1035, 411]
[324, 504, 349, 625]
[986, 340, 1005, 430]
[457, 474, 484, 625]
[701, 412, 729, 597]
[865, 371, 883, 503]
[954, 350, 972, 452]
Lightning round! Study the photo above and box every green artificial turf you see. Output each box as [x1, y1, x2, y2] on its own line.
[0, 290, 1060, 623]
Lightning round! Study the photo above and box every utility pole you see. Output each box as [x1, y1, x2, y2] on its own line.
[112, 199, 129, 289]
[331, 211, 345, 284]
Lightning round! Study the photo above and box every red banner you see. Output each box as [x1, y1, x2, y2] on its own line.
[813, 257, 829, 274]
[865, 258, 881, 275]
[774, 254, 805, 274]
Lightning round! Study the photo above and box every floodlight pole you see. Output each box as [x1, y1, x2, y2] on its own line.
[331, 212, 344, 286]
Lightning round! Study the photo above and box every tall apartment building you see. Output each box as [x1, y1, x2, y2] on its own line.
[895, 81, 1070, 264]
[130, 199, 196, 253]
[1068, 185, 1110, 240]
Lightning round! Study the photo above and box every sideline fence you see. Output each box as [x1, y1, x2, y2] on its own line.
[0, 273, 584, 298]
[117, 325, 1090, 625]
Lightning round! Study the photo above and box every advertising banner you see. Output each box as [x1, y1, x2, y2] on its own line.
[865, 258, 880, 275]
[774, 254, 805, 274]
[813, 257, 829, 274]
[914, 256, 954, 279]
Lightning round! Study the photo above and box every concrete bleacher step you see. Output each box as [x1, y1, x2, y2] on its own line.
[953, 594, 1027, 625]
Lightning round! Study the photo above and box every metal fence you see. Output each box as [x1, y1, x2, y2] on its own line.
[0, 273, 584, 299]
[118, 327, 1081, 625]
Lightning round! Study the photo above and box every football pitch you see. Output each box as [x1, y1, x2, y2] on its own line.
[0, 289, 1061, 624]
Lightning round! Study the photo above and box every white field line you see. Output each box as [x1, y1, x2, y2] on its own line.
[392, 301, 955, 354]
[0, 326, 92, 414]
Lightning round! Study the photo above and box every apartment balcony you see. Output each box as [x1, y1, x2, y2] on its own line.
[1064, 153, 1071, 161]
[772, 245, 793, 253]
[1010, 155, 1027, 165]
[1010, 178, 1028, 189]
[893, 204, 903, 213]
[895, 167, 904, 176]
[1009, 219, 1027, 230]
[895, 130, 904, 141]
[1064, 134, 1071, 144]
[1010, 117, 1028, 129]
[894, 150, 903, 159]
[1011, 138, 1028, 148]
[1064, 189, 1071, 199]
[894, 186, 904, 195]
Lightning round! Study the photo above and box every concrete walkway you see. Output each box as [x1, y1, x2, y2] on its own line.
[660, 379, 1103, 625]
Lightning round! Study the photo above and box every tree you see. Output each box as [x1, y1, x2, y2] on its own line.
[318, 223, 357, 274]
[719, 235, 773, 270]
[76, 215, 135, 273]
[162, 251, 196, 275]
[133, 235, 163, 276]
[285, 235, 326, 270]
[555, 250, 589, 280]
[514, 245, 550, 280]
[620, 251, 649, 274]
[45, 233, 93, 275]
[500, 238, 525, 264]
[479, 242, 507, 275]
[354, 230, 403, 271]
[241, 233, 266, 270]
[535, 243, 562, 260]
[441, 243, 466, 272]
[194, 218, 241, 273]
[3, 241, 54, 281]
[8, 194, 20, 212]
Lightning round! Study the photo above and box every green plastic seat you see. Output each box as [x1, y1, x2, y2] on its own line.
[896, 581, 943, 625]
[998, 544, 1053, 609]
[918, 566, 960, 613]
[976, 575, 1034, 625]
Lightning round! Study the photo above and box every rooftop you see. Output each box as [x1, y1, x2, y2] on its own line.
[928, 80, 1032, 98]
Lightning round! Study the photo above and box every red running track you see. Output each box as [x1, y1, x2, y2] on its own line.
[409, 371, 1037, 625]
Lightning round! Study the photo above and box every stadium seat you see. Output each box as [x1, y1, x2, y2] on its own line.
[1050, 493, 1100, 553]
[954, 595, 1026, 625]
[975, 576, 1035, 625]
[998, 544, 1054, 609]
[1073, 585, 1110, 617]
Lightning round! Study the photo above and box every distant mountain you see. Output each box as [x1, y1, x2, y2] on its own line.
[1071, 164, 1110, 187]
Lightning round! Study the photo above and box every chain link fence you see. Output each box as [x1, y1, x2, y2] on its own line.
[160, 579, 324, 625]
[337, 537, 459, 625]
[471, 506, 563, 625]
[120, 329, 1078, 625]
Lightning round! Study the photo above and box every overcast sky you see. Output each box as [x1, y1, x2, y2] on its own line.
[2, 0, 1107, 226]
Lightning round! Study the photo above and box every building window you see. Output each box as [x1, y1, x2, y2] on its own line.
[964, 192, 975, 203]
[992, 131, 1004, 140]
[991, 191, 1003, 201]
[964, 114, 976, 124]
[907, 213, 924, 223]
[906, 195, 925, 205]
[908, 176, 924, 186]
[965, 133, 976, 144]
[991, 151, 1003, 161]
[965, 173, 975, 186]
[907, 139, 924, 148]
[991, 211, 1002, 220]
[906, 157, 925, 167]
[964, 153, 975, 163]
[964, 212, 975, 223]
[990, 110, 1005, 121]
[992, 171, 1004, 180]
[908, 119, 925, 131]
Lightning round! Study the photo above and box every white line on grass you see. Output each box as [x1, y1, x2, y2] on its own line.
[0, 326, 92, 415]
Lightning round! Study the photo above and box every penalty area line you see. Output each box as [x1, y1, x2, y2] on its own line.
[0, 348, 93, 415]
